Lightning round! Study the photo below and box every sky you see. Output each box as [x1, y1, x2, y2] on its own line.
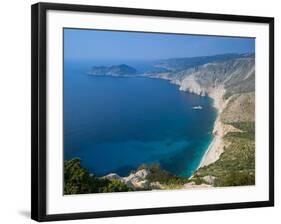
[64, 28, 255, 61]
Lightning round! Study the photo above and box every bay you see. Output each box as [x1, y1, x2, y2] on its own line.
[64, 61, 217, 177]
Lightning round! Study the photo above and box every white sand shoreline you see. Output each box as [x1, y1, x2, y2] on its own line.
[197, 86, 226, 169]
[197, 116, 222, 169]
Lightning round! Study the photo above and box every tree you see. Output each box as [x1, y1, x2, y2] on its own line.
[64, 158, 132, 194]
[64, 158, 93, 194]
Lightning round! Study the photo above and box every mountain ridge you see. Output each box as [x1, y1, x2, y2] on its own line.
[153, 53, 254, 72]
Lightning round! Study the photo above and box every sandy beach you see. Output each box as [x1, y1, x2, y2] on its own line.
[198, 86, 226, 168]
[197, 86, 242, 168]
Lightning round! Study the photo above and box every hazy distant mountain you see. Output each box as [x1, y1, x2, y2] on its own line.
[90, 64, 137, 76]
[154, 53, 254, 72]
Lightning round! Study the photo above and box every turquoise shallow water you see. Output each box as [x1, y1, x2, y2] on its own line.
[64, 61, 217, 177]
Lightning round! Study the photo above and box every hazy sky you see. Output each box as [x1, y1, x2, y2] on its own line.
[64, 28, 255, 61]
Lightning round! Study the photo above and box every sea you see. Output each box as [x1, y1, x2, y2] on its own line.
[63, 60, 217, 178]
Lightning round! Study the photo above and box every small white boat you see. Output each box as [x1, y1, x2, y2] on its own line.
[192, 106, 203, 110]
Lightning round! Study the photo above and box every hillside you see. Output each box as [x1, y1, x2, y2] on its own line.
[221, 92, 255, 123]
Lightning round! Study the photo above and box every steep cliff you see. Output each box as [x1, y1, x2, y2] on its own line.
[147, 54, 255, 187]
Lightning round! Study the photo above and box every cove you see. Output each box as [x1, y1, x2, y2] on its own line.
[63, 61, 217, 178]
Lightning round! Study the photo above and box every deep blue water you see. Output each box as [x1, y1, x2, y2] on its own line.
[64, 61, 217, 177]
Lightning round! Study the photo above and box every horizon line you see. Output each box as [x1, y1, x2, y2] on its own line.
[64, 51, 255, 62]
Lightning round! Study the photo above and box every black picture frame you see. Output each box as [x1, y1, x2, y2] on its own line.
[31, 2, 274, 222]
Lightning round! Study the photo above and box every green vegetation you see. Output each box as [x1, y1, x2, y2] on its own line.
[137, 163, 189, 187]
[192, 121, 255, 187]
[230, 121, 255, 132]
[226, 122, 255, 140]
[101, 179, 133, 193]
[64, 158, 132, 195]
[214, 171, 255, 186]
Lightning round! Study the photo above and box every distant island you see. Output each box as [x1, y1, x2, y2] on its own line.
[89, 64, 137, 76]
[65, 53, 255, 194]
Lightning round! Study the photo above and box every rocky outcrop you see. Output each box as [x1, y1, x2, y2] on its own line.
[122, 169, 151, 189]
[103, 169, 162, 190]
[179, 76, 207, 96]
[102, 173, 122, 181]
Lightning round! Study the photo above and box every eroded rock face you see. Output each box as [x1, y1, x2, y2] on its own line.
[102, 173, 122, 181]
[179, 76, 206, 96]
[122, 169, 151, 190]
[102, 169, 152, 190]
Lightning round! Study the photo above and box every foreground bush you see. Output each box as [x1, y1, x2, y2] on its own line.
[64, 158, 131, 194]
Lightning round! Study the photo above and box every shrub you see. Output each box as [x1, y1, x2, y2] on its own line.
[141, 163, 188, 185]
[214, 171, 255, 187]
[64, 158, 132, 194]
[64, 158, 94, 194]
[101, 179, 132, 193]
